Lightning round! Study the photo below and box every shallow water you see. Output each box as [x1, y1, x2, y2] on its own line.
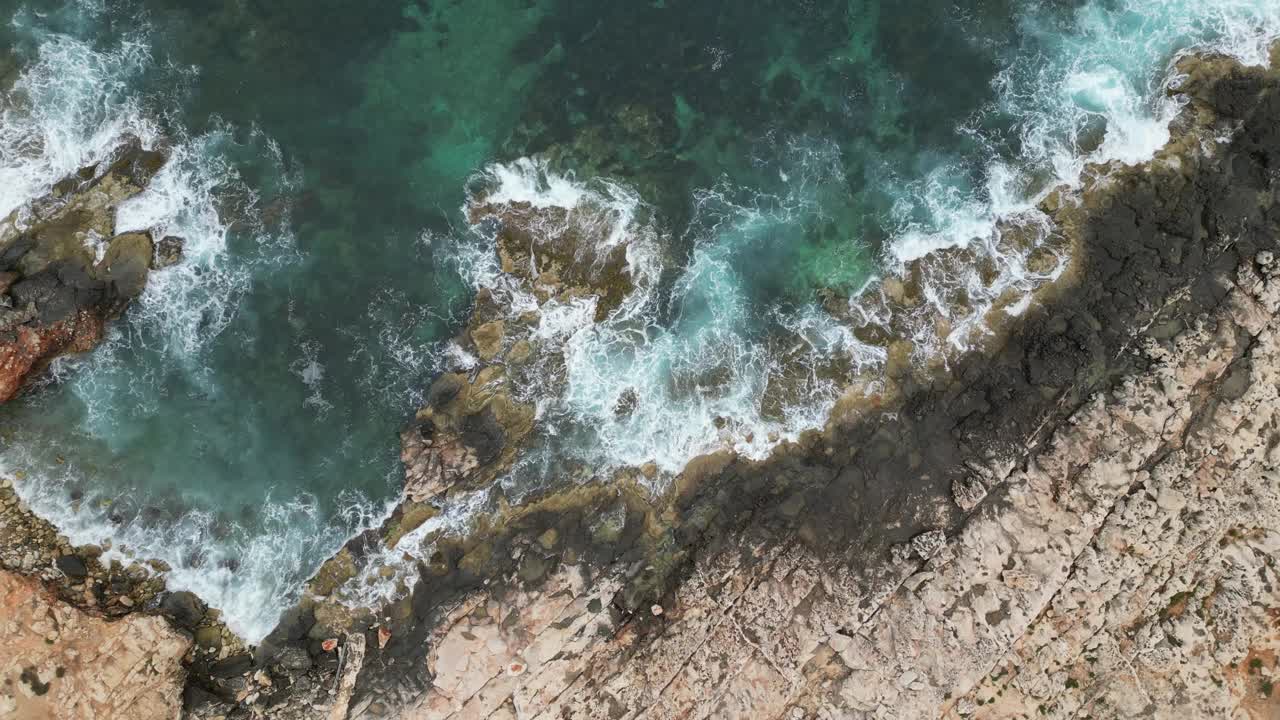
[0, 0, 1276, 640]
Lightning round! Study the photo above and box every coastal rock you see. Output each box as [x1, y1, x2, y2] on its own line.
[0, 139, 168, 402]
[5, 41, 1280, 720]
[0, 309, 104, 402]
[153, 235, 185, 269]
[0, 570, 190, 719]
[97, 232, 154, 299]
[240, 46, 1280, 720]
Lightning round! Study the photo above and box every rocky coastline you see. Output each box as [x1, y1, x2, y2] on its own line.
[1, 45, 1279, 719]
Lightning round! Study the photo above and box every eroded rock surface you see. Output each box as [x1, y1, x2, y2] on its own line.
[0, 570, 189, 719]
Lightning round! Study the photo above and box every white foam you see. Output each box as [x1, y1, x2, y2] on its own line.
[454, 140, 884, 484]
[0, 28, 159, 219]
[876, 0, 1280, 358]
[0, 19, 323, 643]
[2, 449, 391, 642]
[336, 488, 492, 609]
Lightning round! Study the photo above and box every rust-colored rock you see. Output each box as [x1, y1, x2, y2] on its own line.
[0, 309, 103, 402]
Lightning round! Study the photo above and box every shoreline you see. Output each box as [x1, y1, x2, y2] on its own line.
[275, 43, 1280, 718]
[0, 43, 1278, 719]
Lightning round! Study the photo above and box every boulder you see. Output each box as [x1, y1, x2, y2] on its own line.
[98, 232, 153, 298]
[54, 554, 88, 578]
[160, 590, 208, 629]
[154, 235, 185, 268]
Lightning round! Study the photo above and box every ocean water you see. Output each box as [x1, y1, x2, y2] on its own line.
[0, 0, 1276, 641]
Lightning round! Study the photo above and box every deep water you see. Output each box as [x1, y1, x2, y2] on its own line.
[0, 0, 1276, 640]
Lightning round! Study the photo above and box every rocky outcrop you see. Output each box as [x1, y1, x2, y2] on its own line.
[0, 141, 251, 719]
[0, 570, 190, 719]
[6, 44, 1280, 720]
[0, 139, 168, 402]
[246, 46, 1280, 720]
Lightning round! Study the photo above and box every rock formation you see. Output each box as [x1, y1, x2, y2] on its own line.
[0, 139, 168, 402]
[243, 46, 1280, 720]
[4, 45, 1280, 720]
[0, 142, 208, 719]
[0, 570, 190, 719]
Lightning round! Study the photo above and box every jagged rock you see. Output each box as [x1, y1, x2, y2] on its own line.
[245, 46, 1280, 720]
[951, 475, 987, 511]
[400, 369, 534, 503]
[910, 529, 946, 560]
[153, 235, 185, 268]
[7, 42, 1280, 720]
[0, 309, 103, 402]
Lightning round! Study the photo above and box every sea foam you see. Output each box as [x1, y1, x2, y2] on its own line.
[0, 18, 332, 642]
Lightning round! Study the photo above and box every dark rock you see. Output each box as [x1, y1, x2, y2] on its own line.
[153, 235, 185, 268]
[460, 407, 506, 466]
[160, 590, 207, 629]
[104, 139, 168, 191]
[271, 646, 313, 672]
[210, 653, 254, 678]
[182, 682, 223, 712]
[54, 554, 88, 578]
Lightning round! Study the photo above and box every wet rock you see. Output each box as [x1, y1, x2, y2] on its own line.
[54, 554, 88, 578]
[210, 653, 254, 678]
[0, 139, 167, 403]
[154, 235, 185, 268]
[309, 547, 357, 597]
[98, 231, 153, 298]
[194, 626, 223, 650]
[161, 590, 208, 629]
[470, 319, 505, 361]
[186, 46, 1280, 720]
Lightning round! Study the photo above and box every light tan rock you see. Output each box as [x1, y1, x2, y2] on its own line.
[0, 571, 189, 720]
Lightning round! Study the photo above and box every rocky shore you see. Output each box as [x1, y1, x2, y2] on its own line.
[0, 139, 179, 401]
[2, 44, 1279, 720]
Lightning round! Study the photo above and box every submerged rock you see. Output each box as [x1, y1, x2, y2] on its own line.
[153, 235, 185, 268]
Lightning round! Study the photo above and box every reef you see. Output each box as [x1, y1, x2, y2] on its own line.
[2, 44, 1280, 720]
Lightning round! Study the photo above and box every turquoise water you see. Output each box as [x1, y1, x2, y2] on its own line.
[0, 0, 1276, 640]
